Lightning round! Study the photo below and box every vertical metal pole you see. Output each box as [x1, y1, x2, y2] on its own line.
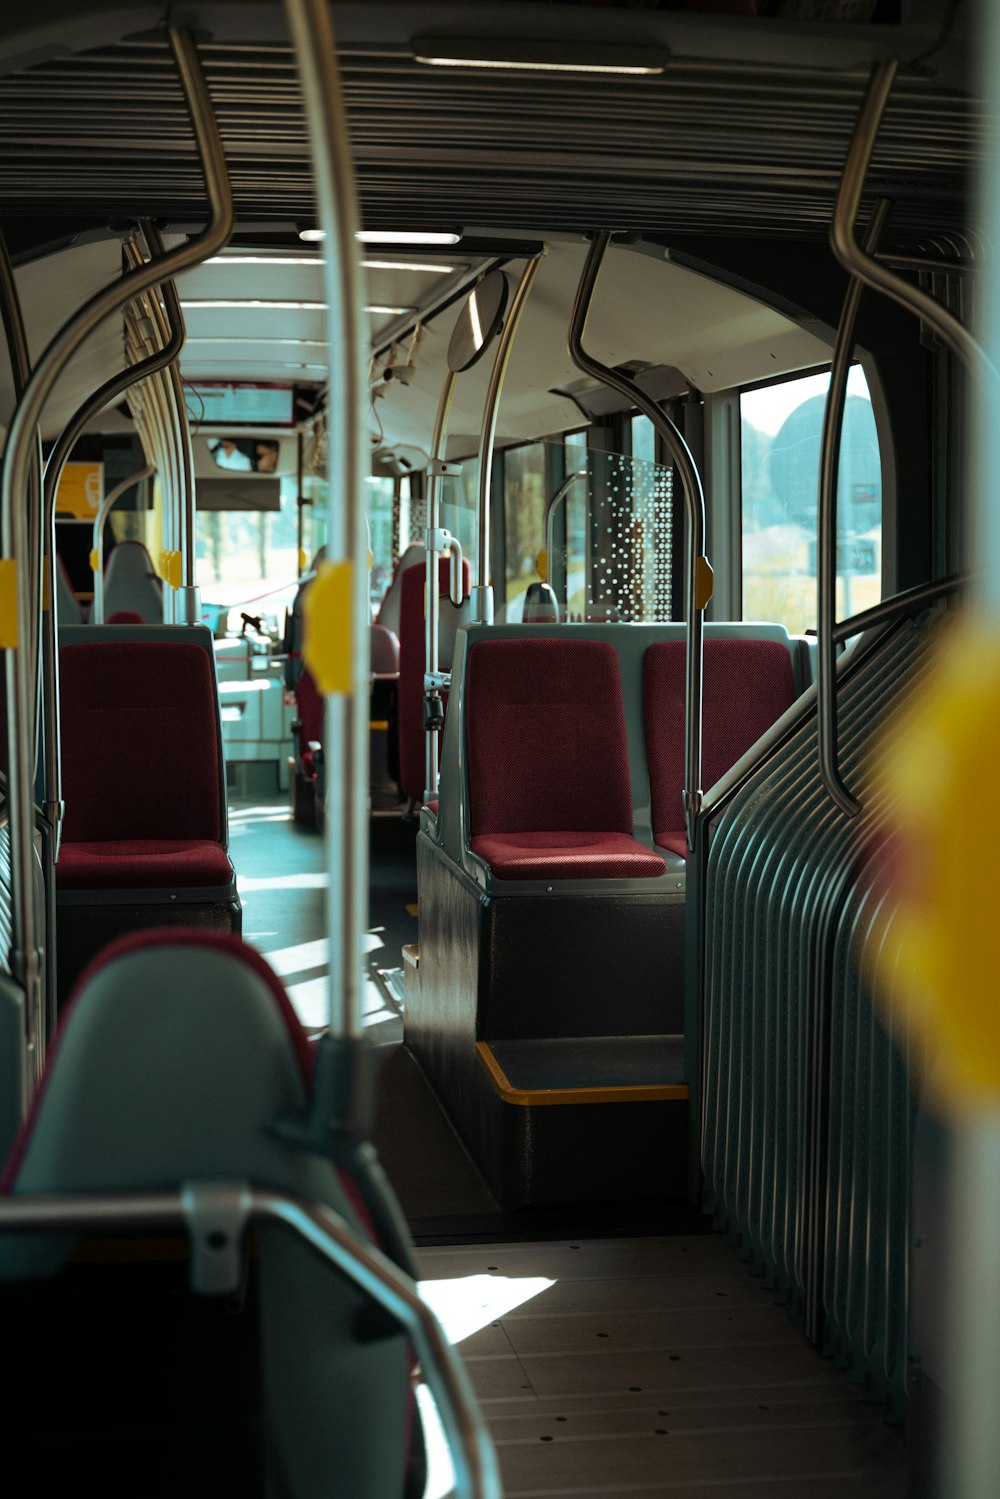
[817, 197, 890, 818]
[296, 430, 306, 571]
[0, 27, 231, 1103]
[282, 0, 367, 1042]
[91, 467, 155, 624]
[568, 232, 710, 848]
[472, 253, 546, 625]
[424, 367, 457, 799]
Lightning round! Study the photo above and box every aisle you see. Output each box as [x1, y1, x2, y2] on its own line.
[418, 1235, 907, 1499]
[228, 794, 405, 1040]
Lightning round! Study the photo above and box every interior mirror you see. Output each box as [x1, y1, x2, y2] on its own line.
[447, 271, 509, 373]
[208, 437, 281, 474]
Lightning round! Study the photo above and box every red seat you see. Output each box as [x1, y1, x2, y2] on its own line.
[57, 839, 234, 890]
[644, 637, 797, 853]
[466, 637, 664, 880]
[55, 634, 238, 1005]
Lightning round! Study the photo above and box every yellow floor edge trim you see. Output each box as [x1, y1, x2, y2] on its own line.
[476, 1041, 690, 1107]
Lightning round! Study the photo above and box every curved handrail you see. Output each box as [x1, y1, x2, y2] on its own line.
[0, 1183, 501, 1499]
[473, 252, 547, 626]
[569, 231, 712, 848]
[42, 228, 185, 845]
[817, 197, 891, 818]
[832, 571, 965, 646]
[544, 466, 587, 604]
[831, 61, 992, 382]
[0, 26, 232, 1099]
[90, 466, 156, 624]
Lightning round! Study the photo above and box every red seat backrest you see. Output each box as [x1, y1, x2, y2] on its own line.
[466, 637, 634, 836]
[60, 641, 222, 842]
[295, 667, 324, 747]
[643, 638, 797, 839]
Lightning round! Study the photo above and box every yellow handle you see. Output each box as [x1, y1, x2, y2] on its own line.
[0, 559, 18, 648]
[302, 560, 353, 696]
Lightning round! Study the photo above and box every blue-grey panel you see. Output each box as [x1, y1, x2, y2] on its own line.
[701, 611, 935, 1403]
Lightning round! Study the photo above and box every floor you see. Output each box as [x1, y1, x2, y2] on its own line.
[417, 1235, 907, 1498]
[229, 785, 908, 1498]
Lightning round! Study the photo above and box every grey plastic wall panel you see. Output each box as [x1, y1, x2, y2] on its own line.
[824, 831, 926, 1415]
[702, 614, 933, 1389]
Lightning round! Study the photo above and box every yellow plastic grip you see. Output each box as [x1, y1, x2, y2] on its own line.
[302, 560, 353, 696]
[537, 548, 549, 583]
[159, 550, 182, 589]
[298, 548, 308, 574]
[89, 548, 100, 575]
[695, 555, 715, 610]
[0, 559, 18, 648]
[868, 616, 1000, 1115]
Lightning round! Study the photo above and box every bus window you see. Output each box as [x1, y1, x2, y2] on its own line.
[196, 475, 302, 633]
[502, 439, 672, 622]
[503, 441, 549, 613]
[741, 366, 882, 632]
[367, 475, 395, 612]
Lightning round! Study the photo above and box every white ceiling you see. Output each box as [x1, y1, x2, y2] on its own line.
[0, 232, 835, 458]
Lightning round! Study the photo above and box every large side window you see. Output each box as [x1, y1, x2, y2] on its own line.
[741, 366, 882, 633]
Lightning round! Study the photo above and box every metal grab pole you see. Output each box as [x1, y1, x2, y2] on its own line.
[545, 467, 587, 608]
[91, 467, 155, 624]
[817, 197, 890, 819]
[831, 62, 992, 383]
[472, 252, 546, 626]
[282, 0, 367, 1044]
[424, 367, 457, 800]
[0, 27, 232, 1101]
[569, 231, 711, 848]
[42, 239, 185, 850]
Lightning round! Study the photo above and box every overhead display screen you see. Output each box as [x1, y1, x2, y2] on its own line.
[189, 382, 296, 426]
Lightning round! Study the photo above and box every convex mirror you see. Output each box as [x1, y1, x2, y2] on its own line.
[447, 271, 509, 373]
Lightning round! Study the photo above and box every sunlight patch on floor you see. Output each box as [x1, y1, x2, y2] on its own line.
[238, 871, 329, 892]
[419, 1274, 556, 1346]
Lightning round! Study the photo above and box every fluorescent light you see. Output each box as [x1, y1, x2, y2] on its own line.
[300, 228, 462, 247]
[362, 259, 455, 273]
[186, 337, 329, 347]
[206, 254, 323, 266]
[412, 38, 668, 75]
[365, 304, 417, 316]
[359, 230, 461, 246]
[179, 299, 325, 310]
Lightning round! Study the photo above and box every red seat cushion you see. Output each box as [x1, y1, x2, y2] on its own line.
[56, 839, 234, 890]
[644, 637, 797, 848]
[470, 830, 665, 880]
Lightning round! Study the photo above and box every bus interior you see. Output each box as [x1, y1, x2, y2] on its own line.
[0, 2, 987, 1496]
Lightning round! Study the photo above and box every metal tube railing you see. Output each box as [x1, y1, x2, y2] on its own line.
[0, 27, 232, 1104]
[472, 252, 546, 626]
[817, 198, 891, 818]
[544, 467, 587, 602]
[90, 466, 156, 624]
[0, 1183, 500, 1499]
[281, 0, 367, 1043]
[569, 231, 712, 848]
[831, 572, 966, 646]
[423, 367, 458, 800]
[831, 61, 991, 381]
